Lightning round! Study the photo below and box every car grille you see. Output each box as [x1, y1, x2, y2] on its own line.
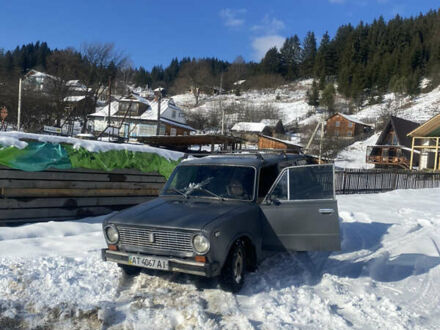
[117, 225, 194, 254]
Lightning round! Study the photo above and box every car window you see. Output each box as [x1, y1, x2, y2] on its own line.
[258, 164, 279, 198]
[271, 171, 288, 200]
[162, 165, 255, 200]
[289, 165, 334, 200]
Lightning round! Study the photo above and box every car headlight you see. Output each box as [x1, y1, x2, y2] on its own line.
[105, 225, 119, 244]
[192, 234, 210, 254]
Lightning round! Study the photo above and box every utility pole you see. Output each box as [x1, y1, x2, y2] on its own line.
[107, 77, 112, 140]
[220, 72, 225, 135]
[155, 88, 162, 136]
[17, 78, 22, 131]
[319, 121, 325, 164]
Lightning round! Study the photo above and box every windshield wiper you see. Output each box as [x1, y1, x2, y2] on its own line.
[195, 186, 224, 201]
[183, 177, 223, 200]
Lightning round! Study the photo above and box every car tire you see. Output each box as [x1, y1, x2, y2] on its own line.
[220, 240, 246, 293]
[118, 263, 141, 276]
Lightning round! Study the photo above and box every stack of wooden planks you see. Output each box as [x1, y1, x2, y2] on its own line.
[0, 166, 166, 224]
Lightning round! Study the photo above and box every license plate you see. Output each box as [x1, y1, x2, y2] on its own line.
[128, 255, 169, 270]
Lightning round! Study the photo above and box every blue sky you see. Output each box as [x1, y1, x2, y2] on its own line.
[1, 0, 439, 70]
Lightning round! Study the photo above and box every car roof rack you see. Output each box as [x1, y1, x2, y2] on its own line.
[185, 149, 301, 160]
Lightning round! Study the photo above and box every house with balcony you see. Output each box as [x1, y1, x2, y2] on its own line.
[88, 94, 194, 139]
[367, 116, 420, 169]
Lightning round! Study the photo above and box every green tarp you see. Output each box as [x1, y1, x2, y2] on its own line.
[0, 142, 179, 178]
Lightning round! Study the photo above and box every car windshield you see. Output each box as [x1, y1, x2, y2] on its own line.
[162, 165, 255, 201]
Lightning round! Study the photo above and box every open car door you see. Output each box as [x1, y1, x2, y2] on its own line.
[260, 164, 341, 251]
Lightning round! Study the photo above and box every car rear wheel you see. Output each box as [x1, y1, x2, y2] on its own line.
[118, 263, 141, 276]
[220, 240, 246, 293]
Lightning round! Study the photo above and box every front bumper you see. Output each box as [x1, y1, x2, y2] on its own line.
[102, 249, 219, 277]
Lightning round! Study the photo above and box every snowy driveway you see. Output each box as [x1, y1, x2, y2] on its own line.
[1, 189, 440, 329]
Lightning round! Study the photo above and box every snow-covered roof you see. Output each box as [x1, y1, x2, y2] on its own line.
[24, 69, 58, 81]
[233, 80, 246, 86]
[89, 100, 120, 117]
[334, 113, 372, 126]
[119, 94, 150, 104]
[231, 122, 268, 133]
[260, 119, 281, 127]
[140, 98, 177, 120]
[160, 118, 196, 131]
[64, 95, 86, 103]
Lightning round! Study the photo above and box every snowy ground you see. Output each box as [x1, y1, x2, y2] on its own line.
[1, 188, 440, 329]
[334, 133, 379, 169]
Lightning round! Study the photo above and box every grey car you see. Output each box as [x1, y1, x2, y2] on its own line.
[102, 153, 340, 292]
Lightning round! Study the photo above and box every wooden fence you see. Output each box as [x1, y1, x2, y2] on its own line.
[0, 166, 166, 224]
[335, 169, 440, 194]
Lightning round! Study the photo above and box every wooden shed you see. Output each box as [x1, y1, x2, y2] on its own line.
[326, 113, 372, 138]
[258, 135, 302, 153]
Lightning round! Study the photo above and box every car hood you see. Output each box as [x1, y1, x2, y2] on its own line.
[106, 197, 249, 230]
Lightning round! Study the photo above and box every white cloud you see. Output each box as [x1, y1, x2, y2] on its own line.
[219, 8, 247, 27]
[252, 15, 285, 34]
[251, 35, 285, 61]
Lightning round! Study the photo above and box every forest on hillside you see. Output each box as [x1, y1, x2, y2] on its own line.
[0, 9, 439, 129]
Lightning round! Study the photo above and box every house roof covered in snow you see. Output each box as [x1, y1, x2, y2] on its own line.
[260, 119, 282, 127]
[330, 113, 372, 127]
[231, 122, 268, 133]
[24, 69, 58, 81]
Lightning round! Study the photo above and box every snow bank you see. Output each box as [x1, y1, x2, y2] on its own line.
[1, 188, 440, 328]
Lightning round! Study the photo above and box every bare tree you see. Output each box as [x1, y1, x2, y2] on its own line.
[46, 49, 85, 126]
[172, 60, 215, 105]
[79, 42, 129, 132]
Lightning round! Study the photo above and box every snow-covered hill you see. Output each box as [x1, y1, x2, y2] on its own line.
[1, 188, 440, 329]
[172, 80, 440, 129]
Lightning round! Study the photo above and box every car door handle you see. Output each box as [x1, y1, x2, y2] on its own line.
[319, 208, 335, 215]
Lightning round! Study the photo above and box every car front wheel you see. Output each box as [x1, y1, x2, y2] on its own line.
[220, 240, 246, 293]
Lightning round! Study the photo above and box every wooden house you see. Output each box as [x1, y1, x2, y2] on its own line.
[231, 122, 272, 142]
[231, 119, 286, 143]
[366, 116, 420, 169]
[326, 113, 372, 138]
[408, 113, 440, 171]
[88, 95, 194, 139]
[258, 134, 302, 153]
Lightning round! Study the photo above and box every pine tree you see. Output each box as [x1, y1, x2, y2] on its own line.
[261, 47, 282, 75]
[320, 83, 336, 113]
[280, 35, 302, 81]
[306, 80, 320, 107]
[301, 32, 317, 77]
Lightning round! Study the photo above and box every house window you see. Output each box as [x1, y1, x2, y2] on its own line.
[347, 131, 352, 137]
[335, 121, 340, 127]
[170, 128, 177, 136]
[172, 111, 177, 119]
[392, 134, 398, 145]
[348, 122, 353, 128]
